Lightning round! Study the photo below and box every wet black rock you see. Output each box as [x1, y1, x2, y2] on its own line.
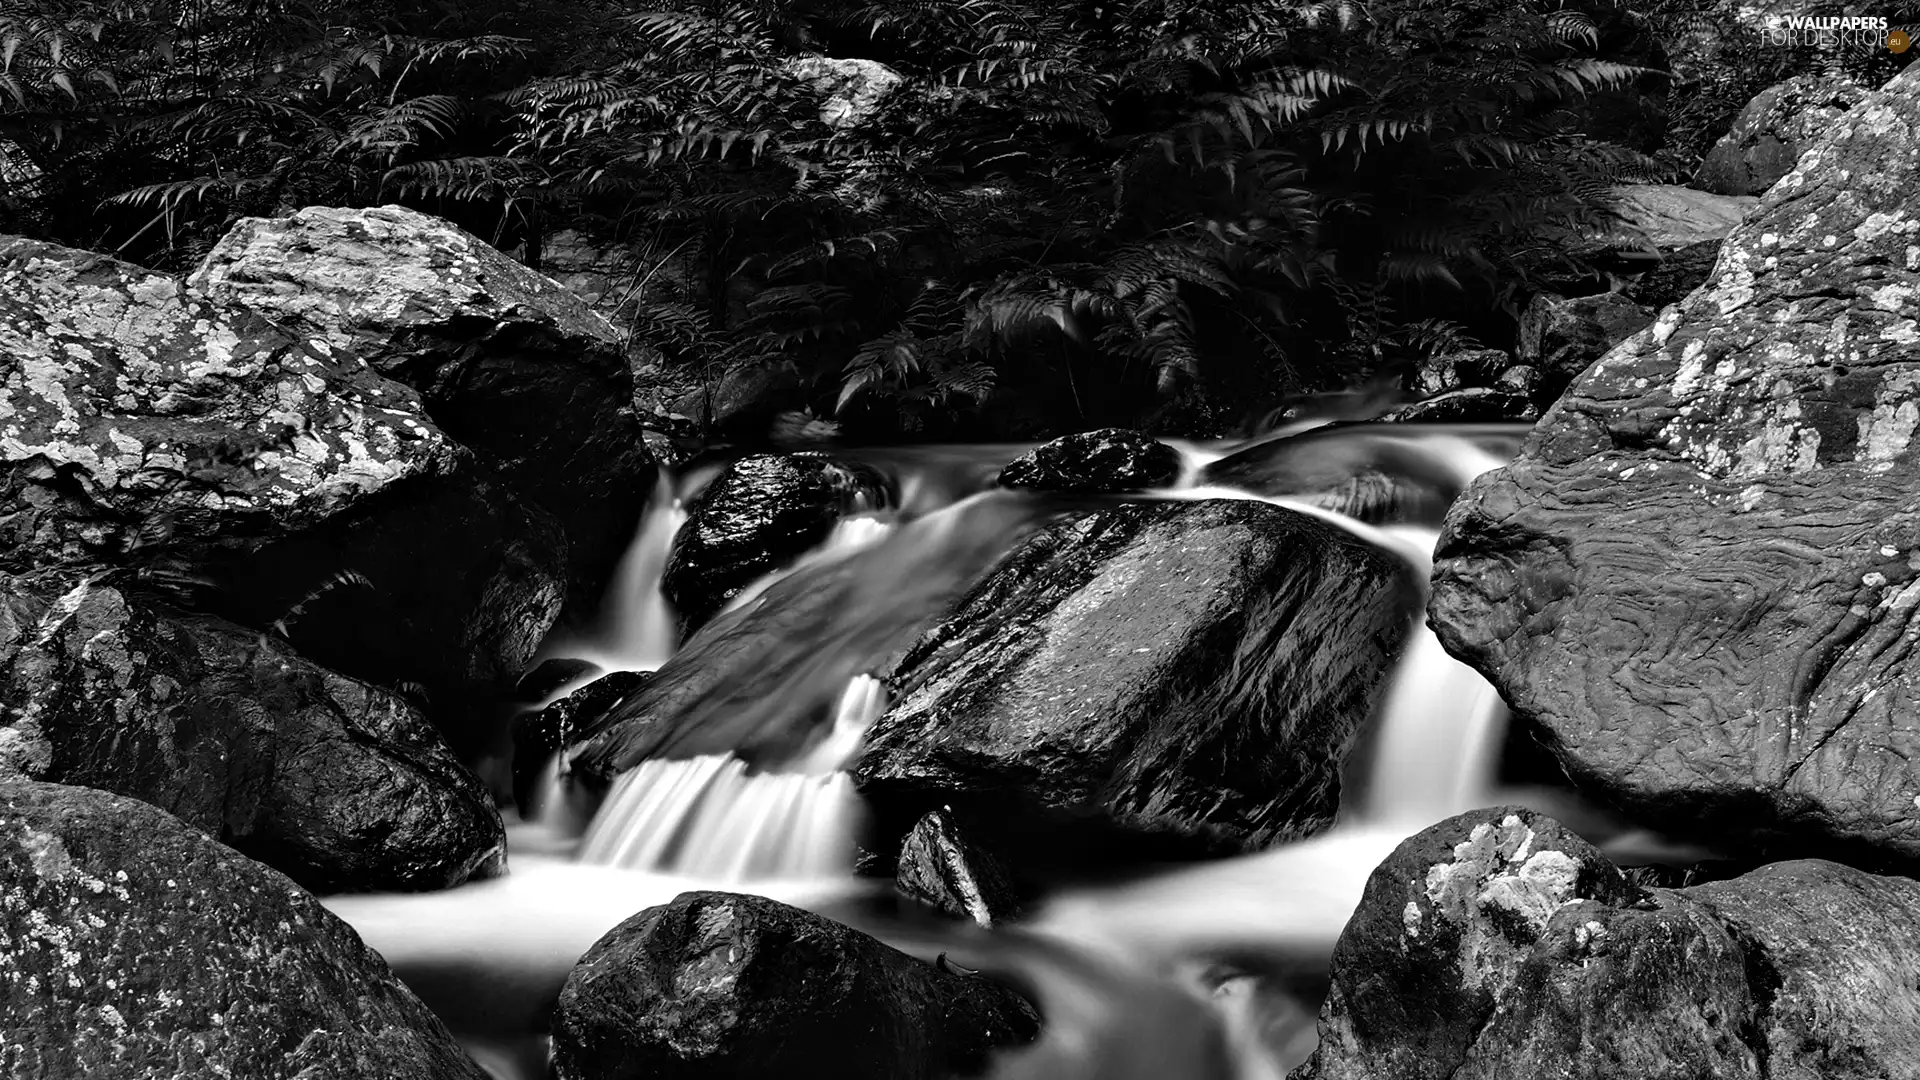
[514, 658, 604, 703]
[1295, 808, 1920, 1080]
[897, 808, 1021, 928]
[1376, 388, 1534, 424]
[192, 205, 657, 620]
[855, 499, 1417, 853]
[0, 572, 505, 893]
[0, 778, 489, 1079]
[511, 670, 651, 810]
[997, 429, 1182, 493]
[663, 453, 890, 631]
[551, 891, 1040, 1080]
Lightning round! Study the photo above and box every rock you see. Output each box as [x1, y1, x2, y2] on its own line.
[551, 891, 1039, 1080]
[1405, 349, 1509, 398]
[0, 778, 489, 1079]
[1491, 365, 1539, 399]
[1430, 67, 1920, 869]
[511, 670, 650, 811]
[1696, 75, 1871, 195]
[0, 234, 565, 754]
[854, 499, 1416, 852]
[192, 205, 655, 619]
[1513, 292, 1656, 404]
[1376, 388, 1534, 424]
[1620, 238, 1722, 309]
[897, 808, 1021, 928]
[1609, 184, 1760, 251]
[0, 572, 504, 893]
[782, 57, 905, 129]
[663, 453, 889, 631]
[1295, 808, 1920, 1080]
[996, 429, 1182, 493]
[513, 657, 604, 704]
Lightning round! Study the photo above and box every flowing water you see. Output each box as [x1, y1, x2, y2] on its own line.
[326, 418, 1673, 1080]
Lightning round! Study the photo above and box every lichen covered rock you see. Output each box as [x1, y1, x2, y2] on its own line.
[1697, 74, 1872, 196]
[1431, 67, 1920, 868]
[0, 778, 489, 1079]
[0, 572, 504, 893]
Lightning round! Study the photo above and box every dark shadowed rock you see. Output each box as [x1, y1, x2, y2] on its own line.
[551, 891, 1038, 1080]
[0, 233, 566, 755]
[1431, 67, 1920, 870]
[512, 670, 650, 810]
[0, 572, 504, 893]
[897, 808, 1021, 928]
[663, 452, 891, 631]
[1294, 808, 1920, 1080]
[997, 429, 1182, 493]
[1377, 388, 1534, 424]
[192, 205, 656, 618]
[0, 779, 489, 1079]
[854, 499, 1416, 851]
[1405, 349, 1511, 399]
[1621, 237, 1722, 309]
[1696, 75, 1871, 196]
[514, 657, 604, 704]
[1514, 292, 1656, 404]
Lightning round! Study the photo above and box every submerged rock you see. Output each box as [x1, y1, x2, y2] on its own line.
[663, 453, 890, 631]
[997, 429, 1182, 493]
[1696, 75, 1870, 196]
[1295, 808, 1920, 1080]
[0, 232, 566, 754]
[1431, 67, 1920, 870]
[0, 779, 488, 1079]
[193, 204, 656, 619]
[0, 572, 504, 893]
[897, 808, 1021, 928]
[551, 891, 1038, 1080]
[854, 499, 1416, 852]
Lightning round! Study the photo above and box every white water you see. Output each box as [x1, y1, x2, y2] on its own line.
[326, 419, 1624, 1080]
[541, 471, 685, 674]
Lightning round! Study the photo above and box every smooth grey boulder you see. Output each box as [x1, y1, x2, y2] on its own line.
[551, 891, 1038, 1080]
[1294, 808, 1920, 1080]
[0, 779, 489, 1080]
[0, 572, 504, 893]
[1431, 66, 1920, 869]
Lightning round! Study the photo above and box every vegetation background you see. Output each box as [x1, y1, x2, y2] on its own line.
[1, 0, 1909, 438]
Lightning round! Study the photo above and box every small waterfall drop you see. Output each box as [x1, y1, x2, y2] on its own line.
[575, 674, 889, 882]
[546, 470, 685, 673]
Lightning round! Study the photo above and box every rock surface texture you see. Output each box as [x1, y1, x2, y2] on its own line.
[193, 204, 654, 616]
[1431, 67, 1920, 869]
[663, 452, 889, 631]
[1697, 75, 1871, 196]
[996, 429, 1182, 493]
[896, 808, 1021, 928]
[0, 573, 504, 892]
[0, 231, 566, 749]
[0, 779, 488, 1079]
[550, 891, 1038, 1080]
[1514, 292, 1657, 404]
[854, 499, 1416, 851]
[1294, 808, 1920, 1080]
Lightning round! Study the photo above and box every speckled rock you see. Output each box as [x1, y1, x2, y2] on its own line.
[663, 453, 889, 631]
[551, 890, 1038, 1080]
[782, 57, 904, 129]
[0, 778, 489, 1080]
[1294, 808, 1920, 1080]
[1431, 66, 1920, 869]
[853, 500, 1417, 851]
[0, 234, 566, 752]
[996, 429, 1182, 493]
[1697, 75, 1872, 196]
[0, 572, 504, 893]
[192, 205, 655, 618]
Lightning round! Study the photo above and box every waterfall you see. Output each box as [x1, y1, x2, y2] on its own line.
[543, 470, 684, 674]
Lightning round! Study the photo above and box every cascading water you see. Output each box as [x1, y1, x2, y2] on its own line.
[326, 418, 1671, 1080]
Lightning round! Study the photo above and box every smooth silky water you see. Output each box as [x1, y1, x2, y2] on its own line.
[324, 420, 1681, 1080]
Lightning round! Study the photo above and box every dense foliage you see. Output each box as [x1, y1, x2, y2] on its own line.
[0, 0, 1903, 436]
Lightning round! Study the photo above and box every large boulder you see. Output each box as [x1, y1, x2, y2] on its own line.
[1696, 74, 1872, 196]
[192, 205, 655, 618]
[1295, 808, 1920, 1080]
[996, 429, 1182, 493]
[0, 778, 488, 1079]
[853, 499, 1416, 852]
[1430, 68, 1920, 869]
[663, 453, 889, 631]
[0, 234, 566, 753]
[0, 572, 504, 893]
[550, 891, 1038, 1080]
